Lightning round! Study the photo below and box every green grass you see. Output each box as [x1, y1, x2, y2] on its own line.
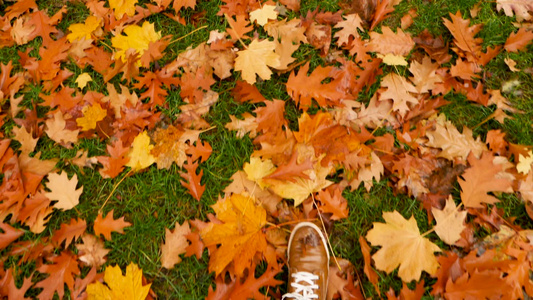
[1, 0, 533, 298]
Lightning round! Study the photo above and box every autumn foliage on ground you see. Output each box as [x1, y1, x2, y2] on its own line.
[0, 0, 533, 298]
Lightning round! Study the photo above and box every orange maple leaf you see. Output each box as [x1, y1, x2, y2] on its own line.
[94, 209, 131, 240]
[200, 194, 267, 277]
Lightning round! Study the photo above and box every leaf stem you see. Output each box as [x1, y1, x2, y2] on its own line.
[99, 169, 133, 213]
[224, 13, 248, 49]
[169, 25, 208, 46]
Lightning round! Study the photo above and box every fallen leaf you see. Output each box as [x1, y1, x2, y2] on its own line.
[94, 209, 131, 240]
[126, 131, 156, 172]
[200, 194, 267, 276]
[45, 172, 83, 210]
[111, 22, 161, 63]
[234, 39, 280, 84]
[366, 210, 441, 282]
[161, 222, 191, 269]
[67, 15, 101, 42]
[86, 263, 151, 300]
[249, 4, 278, 26]
[77, 234, 109, 267]
[76, 102, 107, 131]
[109, 0, 138, 19]
[432, 196, 467, 245]
[75, 72, 92, 89]
[459, 152, 514, 208]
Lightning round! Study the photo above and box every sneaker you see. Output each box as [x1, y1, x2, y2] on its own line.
[282, 222, 330, 300]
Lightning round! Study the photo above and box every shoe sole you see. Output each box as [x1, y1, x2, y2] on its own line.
[287, 221, 330, 262]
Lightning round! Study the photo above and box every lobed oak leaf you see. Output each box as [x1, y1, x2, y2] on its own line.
[111, 22, 161, 63]
[186, 141, 212, 163]
[234, 39, 280, 84]
[504, 27, 533, 52]
[110, 0, 138, 19]
[444, 269, 507, 300]
[45, 172, 83, 210]
[368, 26, 414, 56]
[126, 131, 156, 172]
[51, 218, 87, 248]
[67, 15, 102, 42]
[0, 268, 32, 300]
[378, 73, 418, 117]
[272, 39, 300, 70]
[226, 15, 253, 41]
[225, 113, 259, 138]
[316, 186, 349, 220]
[94, 209, 131, 240]
[425, 117, 487, 161]
[45, 111, 79, 148]
[161, 222, 191, 269]
[180, 157, 206, 201]
[10, 17, 36, 46]
[11, 126, 38, 155]
[77, 234, 109, 267]
[249, 4, 278, 26]
[286, 63, 345, 109]
[97, 140, 130, 178]
[229, 265, 283, 299]
[334, 14, 364, 46]
[86, 263, 151, 300]
[200, 194, 267, 276]
[36, 251, 80, 300]
[409, 56, 443, 93]
[76, 102, 107, 131]
[366, 211, 441, 282]
[442, 11, 482, 58]
[185, 231, 205, 259]
[432, 196, 467, 245]
[0, 222, 24, 250]
[496, 0, 533, 22]
[459, 152, 514, 208]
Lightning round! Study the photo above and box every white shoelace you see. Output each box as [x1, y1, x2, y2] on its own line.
[282, 271, 320, 300]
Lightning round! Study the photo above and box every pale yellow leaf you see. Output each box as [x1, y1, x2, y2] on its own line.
[377, 53, 408, 66]
[234, 39, 280, 84]
[76, 73, 92, 89]
[366, 211, 441, 282]
[45, 172, 83, 210]
[432, 196, 467, 245]
[517, 151, 533, 175]
[249, 4, 278, 26]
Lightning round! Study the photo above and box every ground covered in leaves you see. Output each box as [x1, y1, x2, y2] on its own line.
[1, 0, 533, 299]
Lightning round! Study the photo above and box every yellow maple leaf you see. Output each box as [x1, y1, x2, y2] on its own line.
[366, 211, 441, 282]
[249, 4, 278, 26]
[109, 0, 138, 19]
[234, 39, 280, 84]
[200, 194, 267, 276]
[127, 131, 155, 171]
[76, 103, 107, 131]
[67, 16, 101, 42]
[86, 263, 151, 300]
[75, 73, 92, 89]
[45, 172, 83, 210]
[111, 22, 161, 63]
[243, 156, 275, 188]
